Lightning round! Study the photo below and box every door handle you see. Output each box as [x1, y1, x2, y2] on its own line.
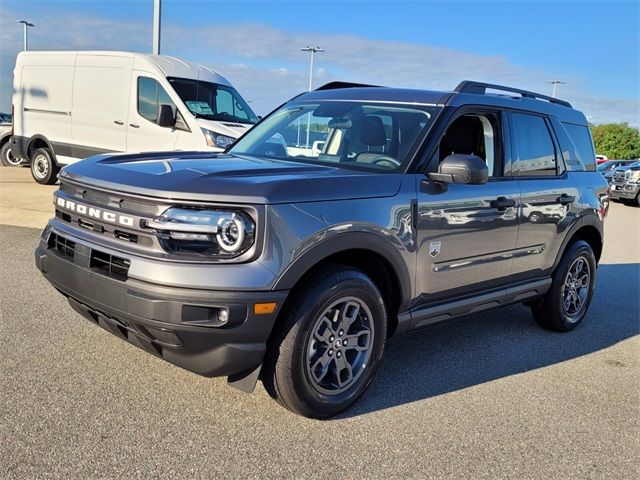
[129, 123, 140, 128]
[490, 196, 516, 211]
[556, 193, 575, 205]
[113, 120, 124, 125]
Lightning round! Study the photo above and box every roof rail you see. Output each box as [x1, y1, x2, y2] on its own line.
[315, 81, 382, 91]
[454, 80, 572, 108]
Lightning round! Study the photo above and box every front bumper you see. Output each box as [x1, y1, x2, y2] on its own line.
[610, 183, 640, 200]
[35, 233, 288, 379]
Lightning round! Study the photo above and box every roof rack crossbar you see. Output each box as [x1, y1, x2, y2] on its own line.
[315, 81, 383, 91]
[454, 80, 572, 108]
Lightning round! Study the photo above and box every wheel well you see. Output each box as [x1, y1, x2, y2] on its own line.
[568, 225, 603, 263]
[27, 138, 50, 160]
[282, 249, 403, 337]
[0, 135, 10, 148]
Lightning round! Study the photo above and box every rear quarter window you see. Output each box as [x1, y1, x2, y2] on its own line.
[563, 123, 596, 172]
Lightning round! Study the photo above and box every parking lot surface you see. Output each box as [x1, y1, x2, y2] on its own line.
[1, 167, 638, 479]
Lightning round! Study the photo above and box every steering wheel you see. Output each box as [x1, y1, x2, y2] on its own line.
[372, 156, 401, 168]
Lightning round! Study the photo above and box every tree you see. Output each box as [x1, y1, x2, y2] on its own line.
[590, 123, 640, 160]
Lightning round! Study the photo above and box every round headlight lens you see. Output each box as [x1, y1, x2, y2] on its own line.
[216, 216, 245, 252]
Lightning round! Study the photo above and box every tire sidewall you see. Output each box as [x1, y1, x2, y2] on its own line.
[551, 241, 597, 330]
[280, 272, 387, 417]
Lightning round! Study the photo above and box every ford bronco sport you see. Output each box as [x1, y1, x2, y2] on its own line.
[36, 81, 608, 418]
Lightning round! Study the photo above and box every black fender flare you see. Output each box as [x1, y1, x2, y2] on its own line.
[551, 210, 603, 271]
[272, 231, 413, 311]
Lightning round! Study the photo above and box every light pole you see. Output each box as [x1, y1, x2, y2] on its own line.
[18, 20, 35, 51]
[301, 46, 324, 148]
[152, 0, 161, 54]
[546, 80, 566, 98]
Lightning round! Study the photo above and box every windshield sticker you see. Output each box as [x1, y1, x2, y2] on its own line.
[186, 101, 214, 115]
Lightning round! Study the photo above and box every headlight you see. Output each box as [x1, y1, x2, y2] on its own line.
[628, 171, 640, 183]
[201, 128, 235, 149]
[145, 207, 255, 257]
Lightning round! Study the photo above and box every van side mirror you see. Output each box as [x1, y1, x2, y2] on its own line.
[428, 154, 488, 185]
[158, 104, 176, 128]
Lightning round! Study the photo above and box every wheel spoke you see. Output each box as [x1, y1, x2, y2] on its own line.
[564, 294, 572, 311]
[310, 351, 334, 383]
[339, 301, 361, 330]
[314, 316, 335, 344]
[343, 328, 371, 352]
[577, 273, 589, 288]
[334, 353, 353, 388]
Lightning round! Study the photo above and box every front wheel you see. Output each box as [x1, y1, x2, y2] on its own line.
[30, 148, 59, 185]
[263, 266, 387, 418]
[531, 240, 596, 332]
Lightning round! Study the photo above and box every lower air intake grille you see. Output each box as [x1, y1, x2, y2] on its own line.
[89, 250, 130, 281]
[48, 232, 75, 260]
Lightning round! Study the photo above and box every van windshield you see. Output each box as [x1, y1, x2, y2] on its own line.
[167, 77, 259, 125]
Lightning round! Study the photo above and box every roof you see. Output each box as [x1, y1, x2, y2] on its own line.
[16, 51, 232, 87]
[296, 80, 588, 125]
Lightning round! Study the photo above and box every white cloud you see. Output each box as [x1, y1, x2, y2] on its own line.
[0, 5, 638, 125]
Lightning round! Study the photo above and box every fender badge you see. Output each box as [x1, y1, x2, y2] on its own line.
[429, 241, 441, 258]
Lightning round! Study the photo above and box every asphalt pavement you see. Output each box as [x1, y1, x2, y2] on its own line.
[0, 167, 638, 479]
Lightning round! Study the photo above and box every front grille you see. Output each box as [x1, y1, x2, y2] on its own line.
[48, 232, 75, 260]
[60, 182, 159, 215]
[613, 171, 626, 183]
[90, 250, 130, 281]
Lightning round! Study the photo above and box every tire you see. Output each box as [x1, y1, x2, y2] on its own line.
[262, 266, 387, 418]
[531, 240, 596, 332]
[0, 142, 21, 167]
[30, 147, 59, 185]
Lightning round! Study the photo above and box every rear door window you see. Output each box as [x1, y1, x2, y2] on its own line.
[510, 113, 558, 176]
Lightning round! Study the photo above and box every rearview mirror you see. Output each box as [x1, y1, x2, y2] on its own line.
[157, 104, 176, 128]
[428, 154, 488, 185]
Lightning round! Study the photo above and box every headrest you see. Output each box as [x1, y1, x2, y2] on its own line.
[358, 116, 387, 147]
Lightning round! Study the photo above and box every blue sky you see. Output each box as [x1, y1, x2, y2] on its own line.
[1, 0, 638, 124]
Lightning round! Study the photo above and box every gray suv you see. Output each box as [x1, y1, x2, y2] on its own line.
[35, 81, 609, 418]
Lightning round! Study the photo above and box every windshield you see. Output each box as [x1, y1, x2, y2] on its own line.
[229, 101, 439, 172]
[167, 77, 259, 124]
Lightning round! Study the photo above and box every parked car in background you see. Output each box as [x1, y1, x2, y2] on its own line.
[10, 51, 259, 184]
[609, 161, 640, 206]
[0, 112, 12, 123]
[597, 159, 636, 183]
[596, 154, 609, 164]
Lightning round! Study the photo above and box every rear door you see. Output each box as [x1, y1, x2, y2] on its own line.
[509, 112, 579, 276]
[71, 54, 132, 158]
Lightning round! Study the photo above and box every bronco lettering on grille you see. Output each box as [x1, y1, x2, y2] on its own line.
[56, 197, 135, 227]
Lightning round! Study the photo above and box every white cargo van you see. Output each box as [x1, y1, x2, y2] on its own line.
[10, 51, 259, 184]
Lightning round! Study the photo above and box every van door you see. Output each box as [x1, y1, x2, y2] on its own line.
[126, 75, 179, 153]
[71, 54, 132, 159]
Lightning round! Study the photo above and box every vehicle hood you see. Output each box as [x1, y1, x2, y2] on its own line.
[60, 151, 404, 204]
[196, 118, 253, 139]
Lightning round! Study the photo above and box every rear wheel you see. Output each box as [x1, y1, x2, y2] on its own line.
[30, 148, 59, 185]
[1, 142, 21, 166]
[531, 240, 596, 332]
[263, 266, 387, 418]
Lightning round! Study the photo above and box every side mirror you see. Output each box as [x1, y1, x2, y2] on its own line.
[157, 104, 176, 128]
[428, 154, 488, 185]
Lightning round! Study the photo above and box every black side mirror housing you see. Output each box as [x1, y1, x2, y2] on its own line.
[428, 154, 488, 185]
[157, 104, 176, 128]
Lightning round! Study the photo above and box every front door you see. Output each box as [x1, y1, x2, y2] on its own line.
[415, 110, 520, 303]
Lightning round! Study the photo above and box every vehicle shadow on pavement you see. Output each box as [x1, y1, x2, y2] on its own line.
[340, 263, 640, 418]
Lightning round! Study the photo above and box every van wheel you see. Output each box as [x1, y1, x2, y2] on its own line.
[531, 240, 596, 332]
[263, 266, 387, 418]
[31, 148, 59, 185]
[1, 142, 21, 166]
